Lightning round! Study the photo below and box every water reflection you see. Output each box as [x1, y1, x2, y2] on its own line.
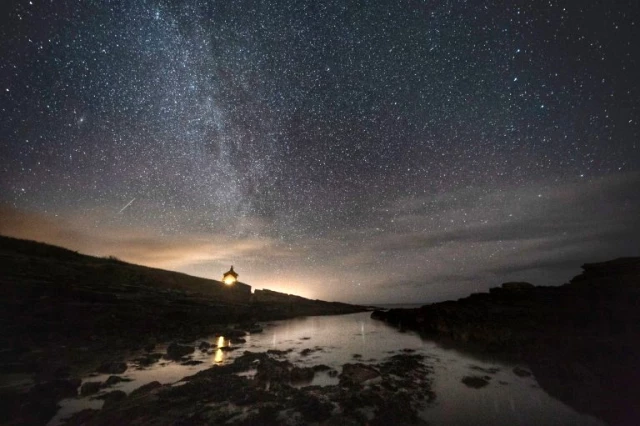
[52, 312, 605, 426]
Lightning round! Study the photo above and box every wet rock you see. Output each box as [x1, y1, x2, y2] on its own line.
[292, 393, 333, 422]
[352, 353, 363, 359]
[513, 367, 532, 377]
[104, 375, 130, 387]
[231, 337, 246, 344]
[256, 358, 292, 383]
[290, 366, 315, 383]
[96, 361, 128, 375]
[198, 341, 211, 351]
[461, 376, 490, 388]
[101, 390, 127, 409]
[370, 310, 387, 320]
[181, 360, 204, 366]
[166, 343, 195, 360]
[232, 351, 269, 371]
[63, 408, 99, 424]
[133, 352, 162, 367]
[470, 365, 501, 374]
[80, 381, 102, 396]
[267, 349, 292, 356]
[340, 363, 381, 385]
[312, 364, 332, 372]
[301, 348, 313, 356]
[129, 381, 162, 398]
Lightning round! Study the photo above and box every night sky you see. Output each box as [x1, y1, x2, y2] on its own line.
[1, 0, 639, 304]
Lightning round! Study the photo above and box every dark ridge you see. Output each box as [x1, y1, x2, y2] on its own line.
[371, 257, 640, 426]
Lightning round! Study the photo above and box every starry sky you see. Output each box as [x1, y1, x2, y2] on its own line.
[1, 0, 639, 304]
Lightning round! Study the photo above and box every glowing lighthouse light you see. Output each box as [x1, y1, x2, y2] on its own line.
[222, 265, 238, 286]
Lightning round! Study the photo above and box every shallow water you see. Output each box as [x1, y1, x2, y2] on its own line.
[51, 311, 605, 426]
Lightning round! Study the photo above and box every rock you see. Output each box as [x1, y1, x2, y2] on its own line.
[513, 367, 532, 377]
[134, 353, 163, 367]
[255, 358, 292, 383]
[248, 325, 263, 334]
[231, 337, 246, 344]
[312, 364, 332, 372]
[501, 282, 535, 291]
[104, 375, 129, 387]
[340, 363, 380, 385]
[101, 390, 127, 409]
[301, 348, 313, 356]
[181, 360, 204, 366]
[267, 349, 292, 356]
[129, 381, 162, 398]
[461, 376, 490, 388]
[97, 361, 128, 375]
[198, 341, 211, 351]
[80, 381, 102, 396]
[166, 343, 195, 360]
[292, 393, 333, 422]
[352, 353, 363, 359]
[290, 366, 315, 383]
[370, 310, 387, 320]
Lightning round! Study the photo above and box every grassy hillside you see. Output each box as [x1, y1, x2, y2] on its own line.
[0, 235, 251, 302]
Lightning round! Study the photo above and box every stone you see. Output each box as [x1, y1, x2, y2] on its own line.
[97, 361, 127, 375]
[166, 343, 195, 360]
[80, 381, 102, 396]
[461, 376, 490, 388]
[129, 381, 162, 398]
[340, 363, 380, 385]
[290, 366, 315, 383]
[513, 367, 532, 377]
[101, 390, 127, 409]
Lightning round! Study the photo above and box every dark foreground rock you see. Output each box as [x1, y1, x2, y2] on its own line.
[372, 257, 640, 426]
[0, 235, 367, 425]
[60, 350, 434, 425]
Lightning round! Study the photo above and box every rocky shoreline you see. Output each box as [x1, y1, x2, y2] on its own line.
[371, 257, 640, 426]
[58, 349, 434, 426]
[0, 236, 366, 425]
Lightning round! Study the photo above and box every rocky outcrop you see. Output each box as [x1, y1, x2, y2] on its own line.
[165, 343, 195, 360]
[372, 257, 640, 426]
[60, 350, 434, 426]
[0, 235, 367, 425]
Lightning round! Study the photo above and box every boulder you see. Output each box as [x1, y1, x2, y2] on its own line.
[97, 361, 128, 375]
[101, 390, 127, 409]
[129, 381, 161, 398]
[166, 343, 195, 360]
[104, 375, 129, 387]
[80, 381, 102, 396]
[461, 376, 490, 388]
[339, 363, 380, 385]
[513, 367, 532, 377]
[290, 366, 315, 383]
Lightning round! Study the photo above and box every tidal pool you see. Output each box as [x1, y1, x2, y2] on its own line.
[51, 311, 605, 426]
